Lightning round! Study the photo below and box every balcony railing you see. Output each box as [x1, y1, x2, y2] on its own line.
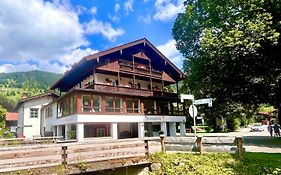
[119, 60, 162, 78]
[86, 83, 178, 98]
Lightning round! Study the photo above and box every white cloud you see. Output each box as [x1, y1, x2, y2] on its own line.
[157, 39, 184, 68]
[139, 15, 151, 24]
[115, 3, 121, 12]
[0, 63, 38, 73]
[0, 47, 97, 73]
[85, 19, 125, 41]
[154, 0, 185, 21]
[108, 3, 121, 22]
[90, 6, 97, 15]
[0, 0, 87, 61]
[124, 0, 134, 15]
[60, 48, 98, 66]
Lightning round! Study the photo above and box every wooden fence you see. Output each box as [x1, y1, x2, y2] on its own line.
[0, 136, 244, 173]
[0, 136, 63, 147]
[0, 139, 155, 173]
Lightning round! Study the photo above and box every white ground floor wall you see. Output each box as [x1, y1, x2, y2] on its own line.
[47, 114, 186, 142]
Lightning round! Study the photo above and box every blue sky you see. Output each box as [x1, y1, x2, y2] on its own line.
[0, 0, 185, 74]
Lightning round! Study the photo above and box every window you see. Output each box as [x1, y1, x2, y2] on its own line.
[69, 95, 77, 114]
[105, 97, 114, 112]
[93, 96, 101, 112]
[30, 108, 39, 118]
[82, 95, 91, 112]
[157, 101, 171, 115]
[81, 95, 101, 112]
[105, 96, 122, 112]
[126, 98, 140, 113]
[143, 100, 154, 114]
[62, 98, 69, 116]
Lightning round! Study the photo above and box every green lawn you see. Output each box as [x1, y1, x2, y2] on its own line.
[150, 152, 281, 175]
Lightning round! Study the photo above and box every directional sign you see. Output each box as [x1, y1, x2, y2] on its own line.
[189, 105, 198, 118]
[194, 98, 212, 107]
[180, 94, 194, 102]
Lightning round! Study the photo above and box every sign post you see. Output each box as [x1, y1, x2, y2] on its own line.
[180, 94, 213, 137]
[189, 103, 198, 137]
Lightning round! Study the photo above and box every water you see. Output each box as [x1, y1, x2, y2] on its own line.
[79, 164, 149, 175]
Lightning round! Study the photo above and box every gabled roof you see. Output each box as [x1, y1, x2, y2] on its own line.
[51, 38, 186, 92]
[14, 92, 59, 111]
[6, 112, 18, 121]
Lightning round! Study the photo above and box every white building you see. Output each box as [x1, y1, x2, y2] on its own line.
[15, 93, 58, 138]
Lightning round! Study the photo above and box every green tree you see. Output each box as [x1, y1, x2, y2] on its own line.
[0, 105, 7, 128]
[173, 0, 281, 127]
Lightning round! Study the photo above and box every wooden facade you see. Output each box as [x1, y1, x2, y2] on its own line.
[45, 38, 187, 141]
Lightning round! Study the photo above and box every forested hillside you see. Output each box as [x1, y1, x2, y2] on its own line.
[0, 70, 61, 89]
[0, 70, 62, 111]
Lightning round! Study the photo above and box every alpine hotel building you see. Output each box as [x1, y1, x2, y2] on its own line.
[42, 38, 187, 141]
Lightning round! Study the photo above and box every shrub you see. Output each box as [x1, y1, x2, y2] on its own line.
[67, 130, 76, 139]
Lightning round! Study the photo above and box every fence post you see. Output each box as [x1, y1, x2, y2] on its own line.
[236, 136, 243, 158]
[160, 134, 165, 152]
[62, 146, 68, 166]
[144, 140, 149, 157]
[196, 136, 203, 155]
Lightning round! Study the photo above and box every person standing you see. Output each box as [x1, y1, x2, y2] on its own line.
[267, 123, 273, 137]
[273, 123, 281, 137]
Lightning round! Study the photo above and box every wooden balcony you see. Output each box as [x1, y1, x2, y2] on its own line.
[86, 83, 178, 98]
[119, 60, 162, 78]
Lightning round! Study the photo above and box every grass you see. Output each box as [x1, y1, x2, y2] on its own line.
[150, 152, 281, 175]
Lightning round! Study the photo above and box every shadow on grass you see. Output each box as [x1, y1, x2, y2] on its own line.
[229, 152, 281, 175]
[243, 136, 281, 148]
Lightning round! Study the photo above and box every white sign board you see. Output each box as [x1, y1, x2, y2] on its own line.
[189, 105, 198, 118]
[194, 98, 212, 107]
[180, 94, 194, 102]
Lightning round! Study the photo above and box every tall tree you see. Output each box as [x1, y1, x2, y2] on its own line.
[173, 0, 281, 125]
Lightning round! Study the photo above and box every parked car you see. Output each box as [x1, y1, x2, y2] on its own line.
[251, 123, 263, 132]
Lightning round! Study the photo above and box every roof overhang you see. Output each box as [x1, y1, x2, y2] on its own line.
[51, 38, 186, 92]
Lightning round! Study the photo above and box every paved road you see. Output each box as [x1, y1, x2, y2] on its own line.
[187, 125, 281, 153]
[242, 125, 281, 153]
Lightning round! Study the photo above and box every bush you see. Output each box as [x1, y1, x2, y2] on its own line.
[150, 152, 281, 175]
[67, 130, 76, 139]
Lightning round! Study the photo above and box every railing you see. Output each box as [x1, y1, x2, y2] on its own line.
[0, 136, 63, 147]
[119, 60, 162, 78]
[0, 139, 152, 173]
[0, 136, 245, 173]
[88, 83, 178, 98]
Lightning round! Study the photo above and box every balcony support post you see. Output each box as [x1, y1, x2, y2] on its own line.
[160, 122, 167, 136]
[76, 123, 84, 142]
[138, 122, 145, 138]
[180, 122, 186, 137]
[65, 124, 70, 140]
[169, 122, 177, 136]
[111, 122, 118, 139]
